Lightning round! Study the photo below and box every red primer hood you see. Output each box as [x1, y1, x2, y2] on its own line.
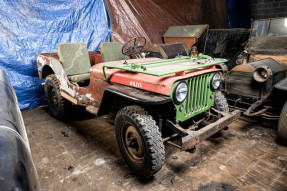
[91, 58, 220, 96]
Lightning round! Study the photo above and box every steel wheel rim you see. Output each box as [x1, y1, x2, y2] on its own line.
[121, 122, 144, 165]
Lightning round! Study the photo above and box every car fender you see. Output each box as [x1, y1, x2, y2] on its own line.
[36, 54, 79, 97]
[36, 54, 64, 79]
[97, 84, 172, 116]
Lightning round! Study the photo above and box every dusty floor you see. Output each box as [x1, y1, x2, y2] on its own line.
[22, 106, 287, 191]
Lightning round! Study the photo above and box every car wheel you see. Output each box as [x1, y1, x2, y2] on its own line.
[210, 91, 230, 136]
[278, 101, 287, 145]
[115, 105, 165, 178]
[213, 91, 229, 113]
[44, 74, 71, 119]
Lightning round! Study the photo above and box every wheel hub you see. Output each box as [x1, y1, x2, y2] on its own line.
[122, 124, 144, 164]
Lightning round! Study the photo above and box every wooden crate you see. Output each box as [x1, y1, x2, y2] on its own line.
[163, 37, 196, 50]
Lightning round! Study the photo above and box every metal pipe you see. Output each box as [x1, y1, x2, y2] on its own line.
[163, 134, 178, 142]
[166, 141, 182, 149]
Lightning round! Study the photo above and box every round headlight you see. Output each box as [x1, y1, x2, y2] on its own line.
[211, 73, 221, 90]
[173, 81, 188, 104]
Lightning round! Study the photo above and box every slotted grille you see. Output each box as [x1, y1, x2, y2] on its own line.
[185, 73, 212, 116]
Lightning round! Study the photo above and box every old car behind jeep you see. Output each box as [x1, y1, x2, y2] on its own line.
[225, 17, 287, 145]
[35, 37, 240, 177]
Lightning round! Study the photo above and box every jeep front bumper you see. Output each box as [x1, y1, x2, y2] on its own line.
[165, 110, 241, 151]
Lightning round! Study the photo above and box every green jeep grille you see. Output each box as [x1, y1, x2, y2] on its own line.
[171, 73, 216, 122]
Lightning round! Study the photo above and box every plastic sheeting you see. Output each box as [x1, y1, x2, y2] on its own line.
[107, 0, 202, 47]
[106, 0, 228, 47]
[0, 0, 110, 110]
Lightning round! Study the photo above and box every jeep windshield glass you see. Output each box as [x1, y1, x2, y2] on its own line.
[252, 18, 287, 37]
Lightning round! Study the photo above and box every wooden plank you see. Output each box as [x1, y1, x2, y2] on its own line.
[164, 37, 196, 50]
[250, 54, 287, 67]
[61, 92, 77, 104]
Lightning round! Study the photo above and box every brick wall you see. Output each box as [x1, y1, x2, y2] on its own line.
[250, 0, 287, 19]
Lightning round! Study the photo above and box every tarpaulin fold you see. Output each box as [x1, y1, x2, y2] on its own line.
[0, 0, 110, 110]
[106, 0, 228, 46]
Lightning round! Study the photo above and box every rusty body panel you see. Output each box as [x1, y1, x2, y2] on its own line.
[225, 57, 287, 120]
[36, 52, 109, 108]
[226, 58, 286, 99]
[181, 110, 240, 150]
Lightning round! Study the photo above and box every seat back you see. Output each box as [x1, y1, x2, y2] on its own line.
[100, 42, 125, 62]
[57, 43, 91, 76]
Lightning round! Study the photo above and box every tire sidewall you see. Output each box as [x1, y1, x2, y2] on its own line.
[213, 90, 229, 113]
[115, 114, 149, 172]
[44, 77, 61, 117]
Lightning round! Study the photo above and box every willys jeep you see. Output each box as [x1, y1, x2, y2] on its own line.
[36, 37, 240, 177]
[225, 17, 287, 145]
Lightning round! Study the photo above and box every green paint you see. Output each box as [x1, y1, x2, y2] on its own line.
[102, 54, 227, 81]
[171, 72, 219, 122]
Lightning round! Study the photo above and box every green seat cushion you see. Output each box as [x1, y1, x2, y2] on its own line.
[100, 42, 125, 62]
[68, 73, 90, 82]
[57, 43, 91, 76]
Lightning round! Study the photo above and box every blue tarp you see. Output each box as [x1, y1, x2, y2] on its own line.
[0, 0, 110, 110]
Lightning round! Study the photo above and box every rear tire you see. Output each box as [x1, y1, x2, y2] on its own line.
[44, 74, 71, 119]
[115, 105, 165, 178]
[278, 102, 287, 145]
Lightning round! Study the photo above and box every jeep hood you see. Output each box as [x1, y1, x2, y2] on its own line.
[91, 58, 221, 96]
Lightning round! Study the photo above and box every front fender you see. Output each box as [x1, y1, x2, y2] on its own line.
[97, 84, 171, 116]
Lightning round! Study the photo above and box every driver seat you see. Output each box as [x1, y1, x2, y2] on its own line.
[100, 42, 126, 62]
[57, 43, 91, 82]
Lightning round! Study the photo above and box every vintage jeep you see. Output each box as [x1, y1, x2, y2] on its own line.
[225, 17, 287, 145]
[36, 37, 240, 177]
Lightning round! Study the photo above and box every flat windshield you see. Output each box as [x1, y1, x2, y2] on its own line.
[252, 18, 287, 37]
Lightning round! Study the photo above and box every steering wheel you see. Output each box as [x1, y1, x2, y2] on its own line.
[122, 36, 146, 57]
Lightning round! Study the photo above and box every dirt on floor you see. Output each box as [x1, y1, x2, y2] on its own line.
[22, 106, 287, 191]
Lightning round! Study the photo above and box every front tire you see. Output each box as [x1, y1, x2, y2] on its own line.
[210, 91, 230, 136]
[44, 74, 71, 119]
[115, 106, 165, 178]
[213, 91, 229, 113]
[278, 102, 287, 145]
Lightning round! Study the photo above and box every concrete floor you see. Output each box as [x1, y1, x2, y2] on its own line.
[22, 106, 287, 191]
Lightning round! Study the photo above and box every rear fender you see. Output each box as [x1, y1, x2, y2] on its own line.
[36, 54, 77, 97]
[36, 55, 64, 79]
